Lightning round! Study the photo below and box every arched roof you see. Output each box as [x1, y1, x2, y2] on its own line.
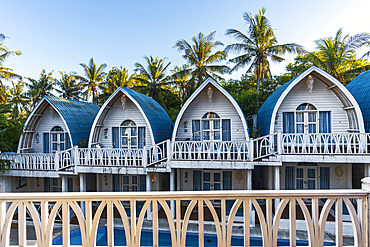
[257, 66, 364, 135]
[347, 70, 370, 132]
[172, 77, 249, 141]
[18, 96, 100, 152]
[89, 87, 173, 147]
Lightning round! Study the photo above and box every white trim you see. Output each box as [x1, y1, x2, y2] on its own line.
[172, 77, 249, 141]
[88, 88, 155, 148]
[17, 98, 73, 153]
[269, 66, 365, 134]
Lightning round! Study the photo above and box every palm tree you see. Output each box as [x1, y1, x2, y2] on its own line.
[9, 80, 30, 123]
[0, 82, 9, 103]
[99, 66, 135, 104]
[77, 58, 107, 104]
[134, 56, 171, 107]
[174, 31, 230, 87]
[27, 69, 55, 107]
[55, 71, 81, 100]
[307, 28, 370, 84]
[170, 64, 192, 106]
[225, 8, 304, 92]
[0, 33, 21, 83]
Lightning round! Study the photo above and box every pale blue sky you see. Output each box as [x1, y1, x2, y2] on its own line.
[2, 0, 370, 83]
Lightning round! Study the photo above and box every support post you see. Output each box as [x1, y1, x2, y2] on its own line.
[274, 166, 280, 212]
[170, 169, 175, 217]
[361, 178, 370, 247]
[277, 130, 282, 155]
[146, 173, 152, 220]
[61, 175, 68, 192]
[166, 139, 171, 162]
[80, 173, 86, 215]
[365, 164, 370, 178]
[248, 138, 254, 161]
[73, 146, 79, 173]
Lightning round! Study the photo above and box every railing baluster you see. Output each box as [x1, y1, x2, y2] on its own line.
[198, 199, 204, 247]
[289, 199, 296, 247]
[336, 198, 343, 247]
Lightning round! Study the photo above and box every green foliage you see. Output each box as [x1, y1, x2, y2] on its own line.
[0, 112, 23, 152]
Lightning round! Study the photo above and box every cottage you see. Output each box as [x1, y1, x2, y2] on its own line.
[3, 96, 100, 193]
[88, 87, 173, 192]
[256, 66, 366, 191]
[170, 77, 252, 193]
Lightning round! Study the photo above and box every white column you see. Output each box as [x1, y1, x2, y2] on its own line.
[61, 176, 68, 192]
[146, 173, 152, 220]
[170, 170, 175, 217]
[246, 170, 252, 190]
[274, 166, 280, 212]
[1, 176, 12, 193]
[365, 164, 370, 177]
[347, 164, 352, 189]
[80, 173, 86, 215]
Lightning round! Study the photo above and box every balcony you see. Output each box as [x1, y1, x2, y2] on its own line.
[1, 179, 370, 246]
[2, 133, 370, 174]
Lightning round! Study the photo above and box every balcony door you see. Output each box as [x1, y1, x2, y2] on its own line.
[296, 167, 317, 189]
[296, 103, 317, 134]
[123, 175, 139, 192]
[50, 126, 65, 153]
[192, 112, 231, 141]
[112, 120, 145, 148]
[203, 171, 222, 191]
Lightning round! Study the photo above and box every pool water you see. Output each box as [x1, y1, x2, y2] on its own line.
[53, 227, 335, 246]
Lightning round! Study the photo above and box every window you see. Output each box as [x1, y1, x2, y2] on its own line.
[47, 126, 68, 153]
[191, 112, 231, 141]
[282, 103, 331, 134]
[112, 120, 145, 148]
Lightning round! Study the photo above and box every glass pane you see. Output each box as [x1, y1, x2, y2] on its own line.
[52, 134, 57, 142]
[60, 134, 64, 142]
[123, 186, 129, 192]
[131, 137, 137, 146]
[214, 120, 220, 130]
[123, 176, 129, 185]
[52, 143, 57, 151]
[214, 173, 221, 182]
[309, 124, 316, 133]
[122, 127, 128, 136]
[131, 128, 137, 136]
[297, 103, 316, 110]
[203, 121, 210, 130]
[307, 169, 316, 179]
[214, 131, 221, 140]
[203, 173, 210, 182]
[296, 179, 303, 189]
[203, 131, 210, 140]
[121, 120, 136, 127]
[53, 178, 58, 186]
[53, 187, 59, 192]
[122, 137, 128, 146]
[297, 124, 304, 133]
[132, 176, 137, 185]
[296, 113, 304, 122]
[132, 186, 138, 192]
[296, 168, 303, 178]
[308, 180, 316, 189]
[308, 113, 316, 122]
[202, 112, 220, 119]
[203, 183, 210, 190]
[60, 143, 64, 151]
[214, 183, 221, 190]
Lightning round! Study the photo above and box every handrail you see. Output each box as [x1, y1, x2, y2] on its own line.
[0, 189, 368, 247]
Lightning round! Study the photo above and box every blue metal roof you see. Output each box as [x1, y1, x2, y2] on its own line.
[346, 70, 370, 132]
[119, 87, 173, 143]
[257, 67, 312, 136]
[45, 96, 100, 146]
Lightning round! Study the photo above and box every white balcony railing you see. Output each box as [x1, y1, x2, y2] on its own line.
[0, 189, 368, 247]
[2, 132, 370, 172]
[171, 140, 250, 161]
[76, 148, 144, 167]
[281, 133, 370, 155]
[0, 152, 56, 171]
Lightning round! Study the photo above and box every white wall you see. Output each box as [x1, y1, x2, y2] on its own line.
[32, 106, 68, 153]
[175, 85, 247, 141]
[274, 76, 349, 133]
[97, 96, 153, 148]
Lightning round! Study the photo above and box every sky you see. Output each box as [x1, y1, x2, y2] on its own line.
[2, 0, 370, 85]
